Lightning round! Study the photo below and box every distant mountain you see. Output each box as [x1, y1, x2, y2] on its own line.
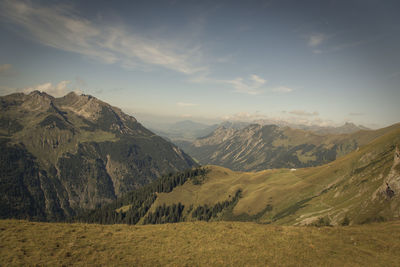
[149, 120, 219, 141]
[0, 91, 196, 221]
[293, 122, 369, 135]
[80, 123, 400, 226]
[177, 123, 397, 171]
[218, 121, 251, 130]
[253, 119, 369, 135]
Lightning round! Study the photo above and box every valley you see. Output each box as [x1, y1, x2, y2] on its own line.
[79, 123, 400, 227]
[0, 91, 399, 266]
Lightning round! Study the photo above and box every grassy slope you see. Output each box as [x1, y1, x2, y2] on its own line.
[1, 219, 400, 266]
[152, 126, 400, 225]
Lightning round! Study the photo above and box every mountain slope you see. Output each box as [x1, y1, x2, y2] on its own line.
[178, 123, 399, 171]
[80, 123, 400, 226]
[152, 124, 400, 225]
[0, 91, 196, 221]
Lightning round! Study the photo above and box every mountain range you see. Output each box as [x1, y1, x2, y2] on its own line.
[176, 123, 391, 171]
[83, 123, 400, 226]
[0, 91, 196, 221]
[1, 91, 399, 227]
[147, 118, 368, 143]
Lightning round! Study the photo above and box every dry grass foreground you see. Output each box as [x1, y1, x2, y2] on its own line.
[1, 220, 400, 266]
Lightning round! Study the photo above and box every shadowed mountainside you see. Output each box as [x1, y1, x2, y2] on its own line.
[0, 91, 196, 221]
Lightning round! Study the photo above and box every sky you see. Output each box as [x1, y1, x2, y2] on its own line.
[0, 0, 399, 128]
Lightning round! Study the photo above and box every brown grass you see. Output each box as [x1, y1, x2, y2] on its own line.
[1, 219, 400, 266]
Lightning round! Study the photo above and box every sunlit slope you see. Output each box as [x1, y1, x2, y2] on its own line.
[1, 220, 400, 266]
[180, 123, 400, 172]
[153, 125, 400, 225]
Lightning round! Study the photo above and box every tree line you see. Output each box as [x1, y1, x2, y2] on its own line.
[191, 189, 242, 221]
[76, 167, 208, 224]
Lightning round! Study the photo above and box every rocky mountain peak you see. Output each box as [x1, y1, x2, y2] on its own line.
[29, 90, 54, 99]
[20, 90, 54, 112]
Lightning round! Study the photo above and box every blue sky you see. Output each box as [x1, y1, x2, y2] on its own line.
[0, 0, 399, 128]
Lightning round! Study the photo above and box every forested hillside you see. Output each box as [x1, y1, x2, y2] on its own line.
[0, 91, 196, 221]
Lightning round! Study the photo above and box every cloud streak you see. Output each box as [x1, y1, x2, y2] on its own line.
[190, 73, 293, 95]
[272, 86, 293, 93]
[225, 74, 266, 95]
[0, 0, 205, 75]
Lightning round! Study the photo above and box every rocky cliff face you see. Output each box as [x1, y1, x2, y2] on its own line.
[0, 91, 196, 221]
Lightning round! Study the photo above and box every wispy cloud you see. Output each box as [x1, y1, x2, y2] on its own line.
[288, 110, 319, 116]
[250, 74, 266, 86]
[308, 33, 327, 47]
[308, 31, 377, 54]
[271, 86, 293, 93]
[177, 102, 198, 107]
[225, 74, 267, 95]
[189, 73, 293, 95]
[23, 80, 82, 97]
[0, 0, 206, 75]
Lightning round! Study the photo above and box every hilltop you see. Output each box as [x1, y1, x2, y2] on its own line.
[0, 91, 196, 221]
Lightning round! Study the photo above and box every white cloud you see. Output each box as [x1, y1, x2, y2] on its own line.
[225, 74, 267, 95]
[190, 73, 292, 96]
[289, 110, 319, 116]
[177, 102, 198, 107]
[308, 33, 327, 47]
[250, 74, 266, 86]
[0, 0, 206, 75]
[272, 86, 293, 93]
[23, 80, 82, 97]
